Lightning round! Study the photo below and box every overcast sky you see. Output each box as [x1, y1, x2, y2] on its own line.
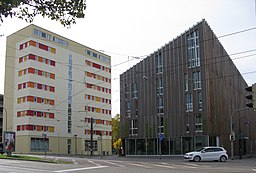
[0, 0, 256, 117]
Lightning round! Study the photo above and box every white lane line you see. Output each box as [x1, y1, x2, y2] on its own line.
[252, 169, 256, 172]
[183, 163, 198, 166]
[127, 163, 152, 169]
[182, 165, 197, 169]
[103, 161, 125, 167]
[150, 163, 175, 169]
[72, 159, 78, 165]
[162, 162, 197, 169]
[54, 166, 108, 172]
[160, 162, 198, 169]
[183, 163, 211, 168]
[160, 162, 168, 165]
[88, 160, 101, 166]
[0, 165, 50, 172]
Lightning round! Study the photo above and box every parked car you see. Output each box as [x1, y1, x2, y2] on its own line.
[0, 143, 4, 154]
[184, 146, 228, 162]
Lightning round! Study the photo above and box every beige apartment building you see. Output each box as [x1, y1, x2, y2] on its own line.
[4, 24, 112, 155]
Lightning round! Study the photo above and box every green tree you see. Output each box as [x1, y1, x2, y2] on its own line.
[0, 0, 86, 27]
[112, 114, 120, 144]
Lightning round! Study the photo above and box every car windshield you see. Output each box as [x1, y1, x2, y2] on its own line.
[196, 147, 205, 152]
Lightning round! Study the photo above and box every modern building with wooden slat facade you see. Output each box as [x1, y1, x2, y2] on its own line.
[120, 19, 256, 156]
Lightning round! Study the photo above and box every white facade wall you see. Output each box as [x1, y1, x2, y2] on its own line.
[5, 24, 112, 155]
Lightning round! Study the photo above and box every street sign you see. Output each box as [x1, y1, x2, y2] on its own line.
[159, 134, 164, 141]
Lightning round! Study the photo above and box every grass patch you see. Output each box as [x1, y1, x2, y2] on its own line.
[0, 154, 71, 164]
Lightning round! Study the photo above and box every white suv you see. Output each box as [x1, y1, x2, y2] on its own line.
[184, 147, 228, 162]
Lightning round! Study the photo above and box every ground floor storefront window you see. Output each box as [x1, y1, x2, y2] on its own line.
[30, 137, 49, 152]
[125, 136, 210, 155]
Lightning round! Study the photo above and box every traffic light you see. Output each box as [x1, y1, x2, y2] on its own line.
[245, 83, 256, 109]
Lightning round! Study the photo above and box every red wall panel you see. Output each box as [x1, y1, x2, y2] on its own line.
[93, 63, 101, 69]
[39, 43, 48, 51]
[29, 54, 36, 60]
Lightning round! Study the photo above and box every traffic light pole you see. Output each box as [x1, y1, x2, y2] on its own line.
[230, 107, 248, 160]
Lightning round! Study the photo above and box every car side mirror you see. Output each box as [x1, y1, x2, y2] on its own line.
[201, 151, 205, 153]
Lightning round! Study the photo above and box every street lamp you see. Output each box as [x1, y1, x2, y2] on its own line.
[230, 107, 249, 160]
[143, 75, 162, 159]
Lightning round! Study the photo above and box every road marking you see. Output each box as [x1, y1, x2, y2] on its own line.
[180, 163, 198, 168]
[88, 160, 101, 166]
[252, 169, 256, 172]
[72, 159, 78, 165]
[54, 166, 108, 172]
[150, 163, 175, 169]
[160, 162, 169, 165]
[127, 163, 152, 168]
[103, 161, 125, 167]
[182, 165, 197, 168]
[184, 163, 198, 166]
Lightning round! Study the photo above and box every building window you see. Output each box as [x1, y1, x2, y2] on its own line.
[127, 100, 130, 111]
[184, 73, 188, 92]
[186, 114, 190, 133]
[157, 97, 164, 114]
[30, 137, 49, 152]
[195, 113, 203, 132]
[86, 50, 91, 56]
[156, 52, 163, 74]
[198, 91, 202, 111]
[157, 78, 163, 95]
[126, 112, 131, 118]
[85, 140, 98, 151]
[99, 55, 110, 63]
[193, 71, 201, 90]
[93, 52, 98, 58]
[125, 83, 130, 101]
[68, 55, 72, 134]
[158, 116, 164, 134]
[132, 82, 138, 99]
[187, 30, 200, 68]
[186, 93, 193, 112]
[67, 139, 71, 154]
[129, 119, 138, 136]
[53, 36, 68, 46]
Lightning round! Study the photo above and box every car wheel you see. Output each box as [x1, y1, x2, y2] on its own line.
[220, 155, 227, 162]
[193, 156, 201, 162]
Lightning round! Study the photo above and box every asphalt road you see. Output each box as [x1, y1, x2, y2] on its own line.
[0, 155, 256, 173]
